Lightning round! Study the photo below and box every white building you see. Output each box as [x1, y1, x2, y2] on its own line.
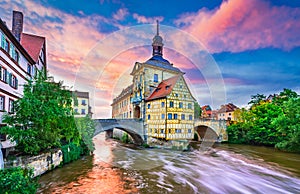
[0, 11, 47, 156]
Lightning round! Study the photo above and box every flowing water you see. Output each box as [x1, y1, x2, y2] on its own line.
[38, 133, 300, 193]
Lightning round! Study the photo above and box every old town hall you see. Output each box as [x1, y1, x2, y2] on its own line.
[111, 21, 196, 143]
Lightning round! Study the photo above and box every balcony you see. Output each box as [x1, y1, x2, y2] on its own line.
[131, 96, 142, 104]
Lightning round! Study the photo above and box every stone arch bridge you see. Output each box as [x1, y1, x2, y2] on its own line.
[94, 119, 227, 145]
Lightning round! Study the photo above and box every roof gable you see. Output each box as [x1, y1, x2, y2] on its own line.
[146, 75, 180, 101]
[21, 33, 45, 63]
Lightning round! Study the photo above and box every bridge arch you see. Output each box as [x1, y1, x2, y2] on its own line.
[94, 119, 144, 145]
[194, 125, 219, 142]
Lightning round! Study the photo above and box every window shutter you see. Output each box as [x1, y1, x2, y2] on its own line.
[8, 73, 12, 86]
[3, 69, 7, 82]
[15, 77, 18, 89]
[10, 44, 15, 58]
[0, 66, 2, 80]
[1, 33, 4, 48]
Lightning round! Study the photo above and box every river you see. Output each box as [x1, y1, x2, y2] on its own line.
[37, 133, 300, 193]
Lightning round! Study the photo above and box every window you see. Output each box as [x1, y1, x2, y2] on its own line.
[168, 113, 172, 120]
[81, 100, 86, 105]
[154, 129, 157, 133]
[1, 67, 7, 82]
[229, 113, 232, 116]
[189, 115, 193, 120]
[179, 102, 183, 108]
[147, 103, 150, 109]
[14, 50, 19, 63]
[175, 129, 181, 133]
[161, 114, 165, 119]
[160, 129, 164, 133]
[74, 109, 78, 114]
[0, 95, 4, 111]
[81, 109, 86, 115]
[175, 93, 178, 97]
[10, 74, 18, 89]
[173, 113, 178, 119]
[181, 114, 185, 120]
[148, 114, 151, 120]
[180, 85, 183, 89]
[8, 99, 14, 113]
[161, 102, 165, 107]
[188, 103, 192, 109]
[154, 74, 158, 82]
[188, 129, 192, 133]
[27, 64, 31, 75]
[4, 39, 9, 53]
[168, 129, 171, 133]
[169, 101, 174, 108]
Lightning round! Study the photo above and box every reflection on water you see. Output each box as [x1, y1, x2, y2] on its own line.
[38, 134, 300, 193]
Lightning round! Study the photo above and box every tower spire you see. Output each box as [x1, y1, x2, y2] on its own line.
[156, 20, 159, 36]
[152, 20, 163, 56]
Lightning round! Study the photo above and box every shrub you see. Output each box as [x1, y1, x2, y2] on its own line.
[0, 167, 38, 194]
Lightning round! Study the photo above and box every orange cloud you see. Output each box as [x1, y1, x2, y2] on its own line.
[175, 0, 300, 52]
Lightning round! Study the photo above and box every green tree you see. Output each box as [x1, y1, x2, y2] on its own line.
[1, 71, 80, 155]
[75, 115, 96, 153]
[274, 97, 300, 152]
[273, 88, 299, 106]
[248, 93, 266, 108]
[0, 167, 38, 194]
[194, 102, 202, 119]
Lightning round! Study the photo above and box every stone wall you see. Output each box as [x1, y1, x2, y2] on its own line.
[4, 149, 63, 177]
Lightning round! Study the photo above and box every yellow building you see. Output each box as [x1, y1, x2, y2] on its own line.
[72, 91, 92, 118]
[145, 75, 195, 140]
[111, 21, 196, 143]
[111, 84, 133, 119]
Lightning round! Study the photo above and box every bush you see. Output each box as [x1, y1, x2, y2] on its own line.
[121, 133, 129, 143]
[0, 167, 38, 194]
[61, 142, 82, 164]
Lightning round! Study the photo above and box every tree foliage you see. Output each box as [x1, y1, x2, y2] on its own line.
[194, 102, 202, 119]
[0, 71, 80, 155]
[0, 167, 38, 194]
[228, 89, 300, 153]
[75, 115, 96, 152]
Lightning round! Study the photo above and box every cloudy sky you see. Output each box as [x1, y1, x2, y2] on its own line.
[1, 0, 300, 118]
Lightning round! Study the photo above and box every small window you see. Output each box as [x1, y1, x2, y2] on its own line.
[168, 113, 172, 120]
[188, 103, 192, 109]
[161, 129, 164, 133]
[181, 114, 185, 120]
[81, 109, 86, 115]
[161, 114, 165, 119]
[1, 68, 7, 82]
[188, 129, 192, 133]
[229, 113, 232, 116]
[179, 102, 183, 108]
[148, 103, 151, 109]
[154, 74, 158, 82]
[189, 115, 193, 120]
[168, 129, 171, 133]
[4, 39, 9, 53]
[175, 93, 178, 97]
[8, 99, 14, 113]
[14, 50, 19, 63]
[74, 109, 78, 113]
[27, 64, 31, 75]
[82, 100, 86, 105]
[0, 95, 5, 111]
[173, 113, 178, 119]
[148, 114, 151, 120]
[161, 102, 165, 107]
[169, 101, 174, 108]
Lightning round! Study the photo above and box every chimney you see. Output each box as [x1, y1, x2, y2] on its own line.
[12, 11, 23, 42]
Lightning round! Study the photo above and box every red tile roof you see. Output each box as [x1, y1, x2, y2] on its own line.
[146, 75, 180, 101]
[21, 33, 45, 62]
